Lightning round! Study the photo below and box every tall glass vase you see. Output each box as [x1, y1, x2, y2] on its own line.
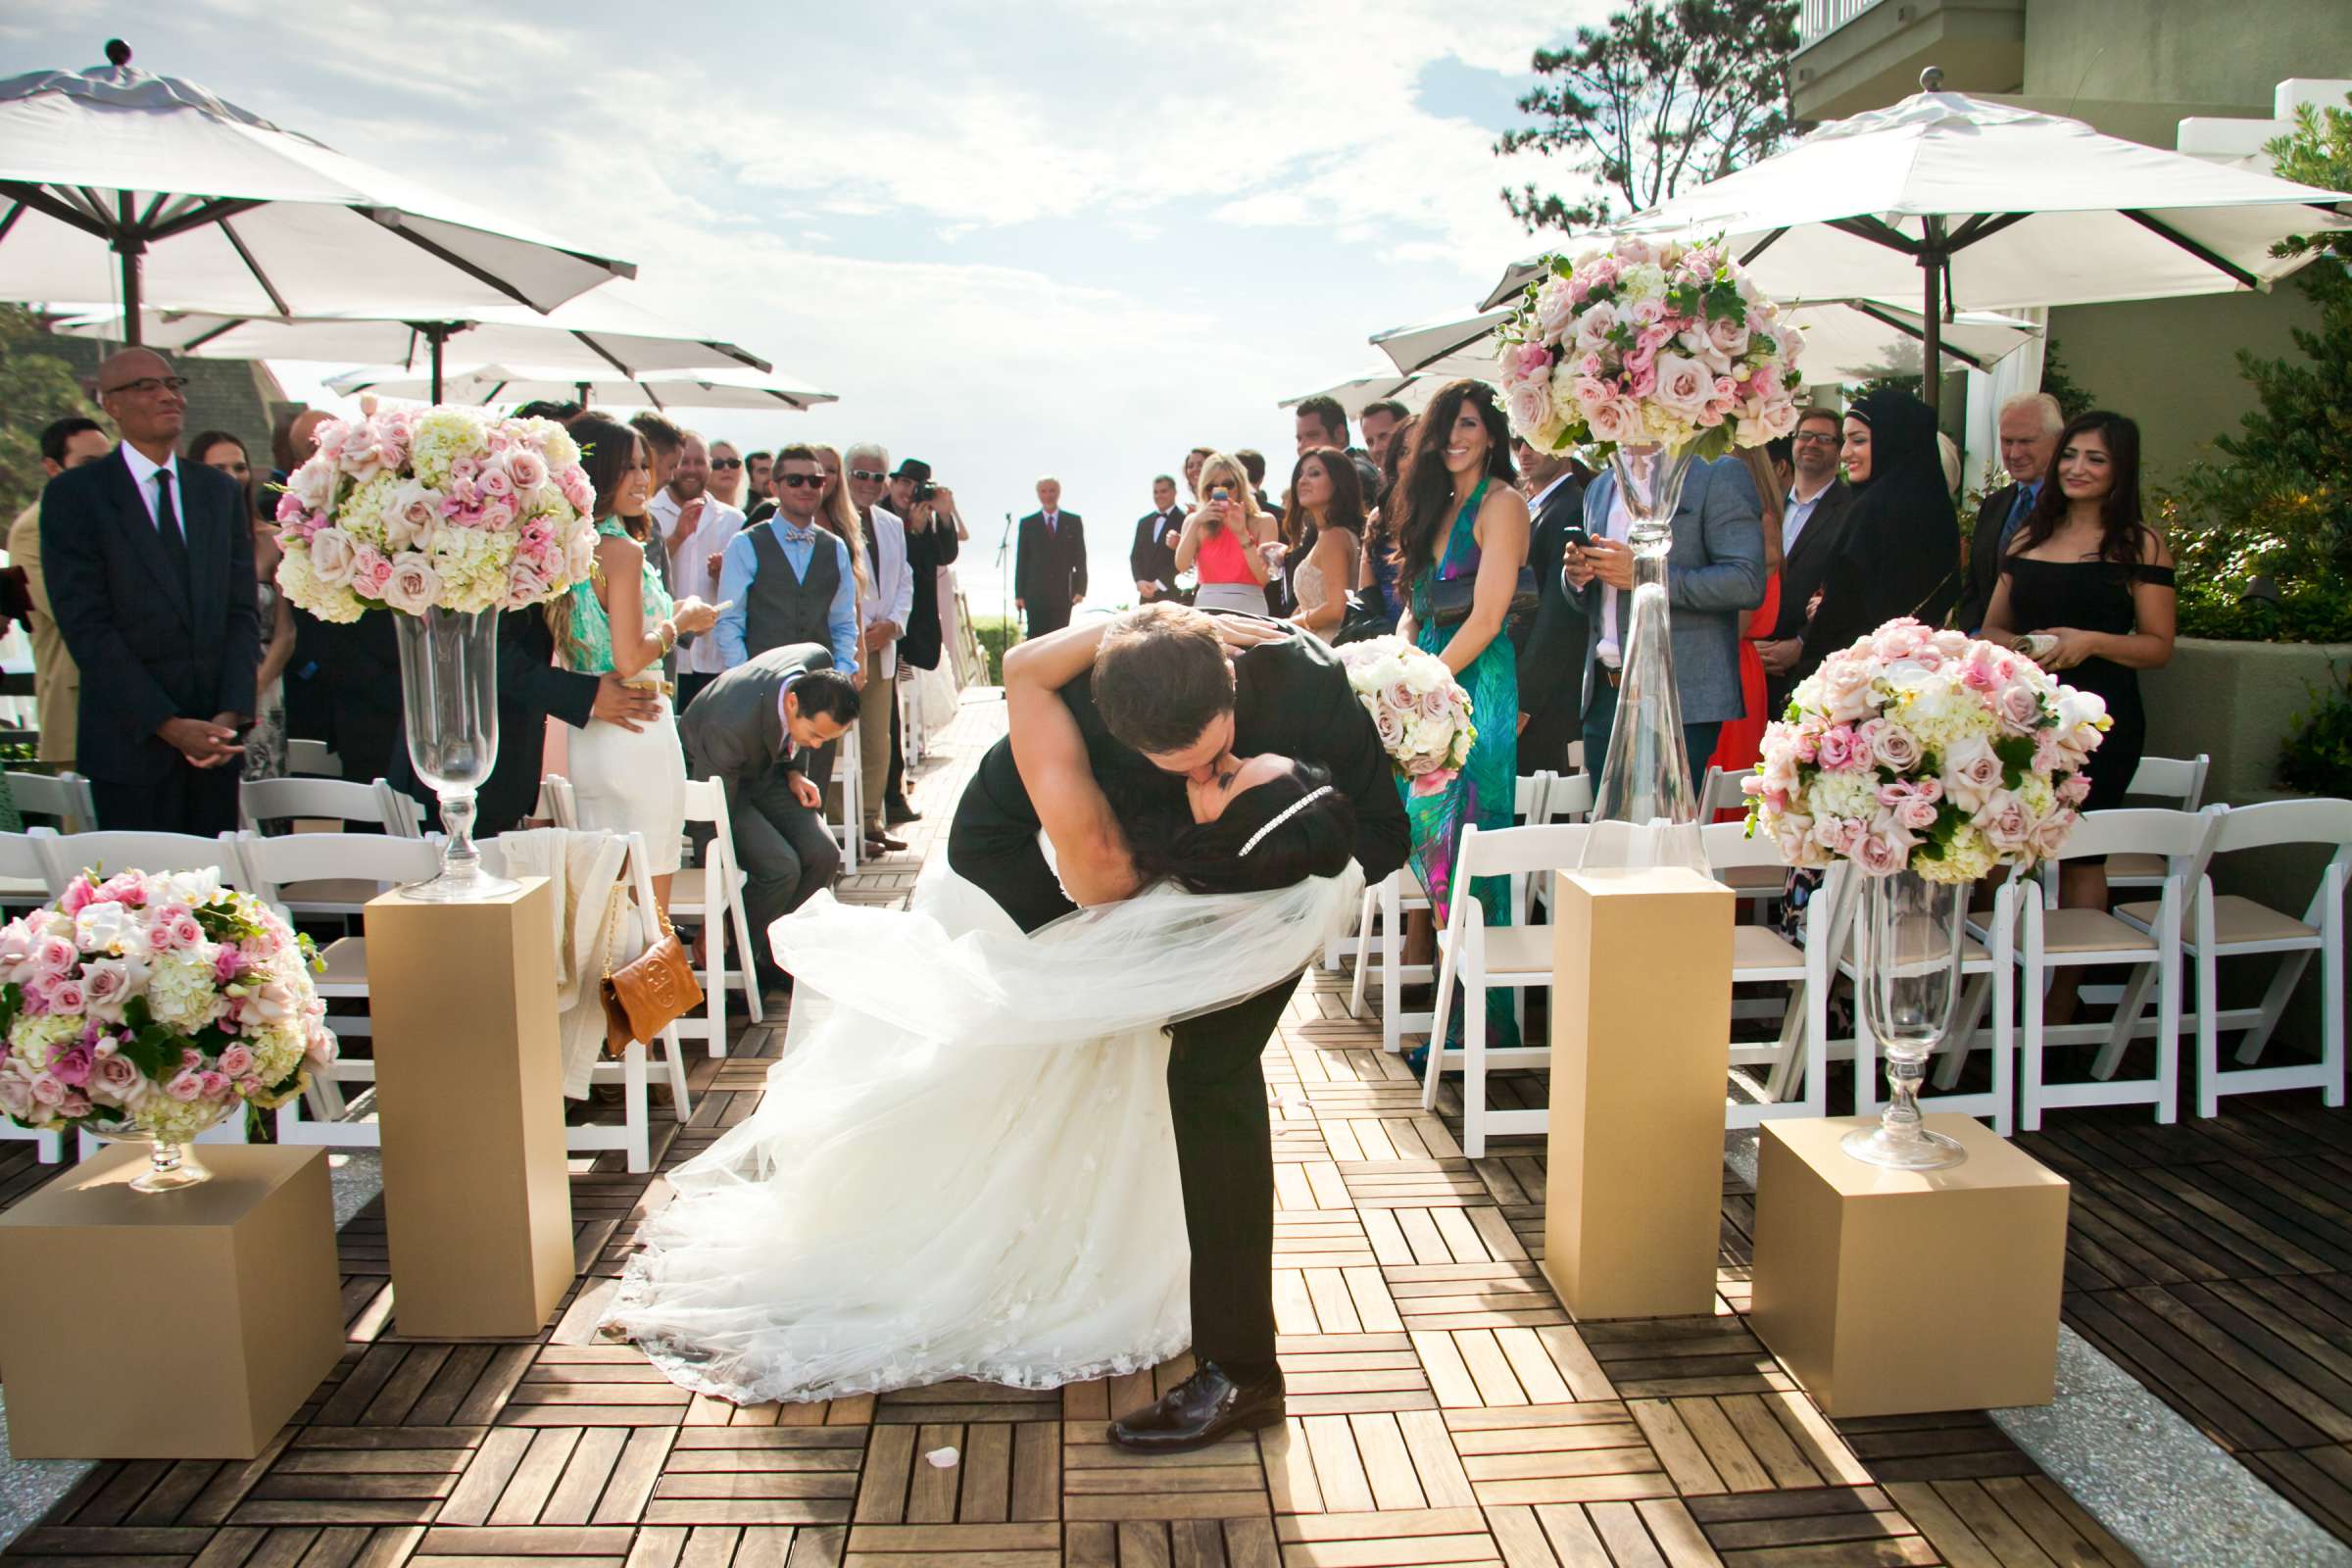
[1584, 443, 1705, 873]
[1843, 868, 1970, 1169]
[395, 607, 520, 903]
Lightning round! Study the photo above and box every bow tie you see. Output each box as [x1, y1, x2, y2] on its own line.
[779, 523, 817, 544]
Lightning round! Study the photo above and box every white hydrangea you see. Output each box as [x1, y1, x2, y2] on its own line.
[144, 952, 224, 1033]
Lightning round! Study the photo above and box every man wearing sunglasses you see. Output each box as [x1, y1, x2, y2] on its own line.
[1753, 407, 1855, 714]
[713, 445, 860, 682]
[40, 349, 260, 833]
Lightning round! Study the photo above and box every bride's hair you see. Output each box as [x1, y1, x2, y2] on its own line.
[1133, 761, 1355, 896]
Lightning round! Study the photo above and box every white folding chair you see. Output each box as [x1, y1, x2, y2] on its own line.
[6, 769, 99, 834]
[1981, 808, 2216, 1131]
[0, 829, 62, 1161]
[671, 778, 765, 1057]
[1701, 822, 1837, 1127]
[1698, 765, 1786, 909]
[35, 829, 250, 898]
[241, 832, 448, 1148]
[2118, 797, 2351, 1118]
[1423, 821, 1591, 1157]
[1842, 863, 2016, 1136]
[2108, 755, 2211, 894]
[537, 774, 579, 829]
[1529, 772, 1593, 920]
[241, 775, 424, 839]
[833, 726, 861, 874]
[285, 738, 343, 777]
[570, 832, 696, 1173]
[900, 668, 928, 768]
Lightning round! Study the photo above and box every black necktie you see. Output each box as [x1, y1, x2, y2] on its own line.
[153, 467, 187, 560]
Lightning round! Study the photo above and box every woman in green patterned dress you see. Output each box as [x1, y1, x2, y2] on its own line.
[1391, 380, 1531, 1055]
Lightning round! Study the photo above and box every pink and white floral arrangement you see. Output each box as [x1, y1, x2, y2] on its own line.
[1495, 233, 1806, 459]
[1742, 619, 2111, 882]
[273, 405, 600, 623]
[1339, 637, 1477, 795]
[0, 869, 335, 1143]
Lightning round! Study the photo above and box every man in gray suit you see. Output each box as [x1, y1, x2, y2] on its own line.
[1565, 455, 1766, 788]
[676, 644, 862, 992]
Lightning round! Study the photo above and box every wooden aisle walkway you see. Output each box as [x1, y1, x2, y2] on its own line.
[0, 687, 2237, 1568]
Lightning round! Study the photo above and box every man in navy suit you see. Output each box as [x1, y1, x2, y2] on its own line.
[42, 349, 260, 834]
[1014, 476, 1086, 637]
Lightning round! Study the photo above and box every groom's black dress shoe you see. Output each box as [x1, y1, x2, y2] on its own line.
[1107, 1361, 1285, 1453]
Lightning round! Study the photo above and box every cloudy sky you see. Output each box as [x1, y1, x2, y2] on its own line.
[11, 0, 1610, 612]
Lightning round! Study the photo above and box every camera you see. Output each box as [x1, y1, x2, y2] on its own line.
[913, 480, 939, 504]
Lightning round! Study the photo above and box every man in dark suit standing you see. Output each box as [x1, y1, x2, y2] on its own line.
[1755, 410, 1857, 715]
[1954, 392, 2062, 634]
[1130, 475, 1186, 603]
[41, 349, 259, 833]
[1014, 476, 1085, 637]
[677, 646, 860, 993]
[1509, 438, 1590, 776]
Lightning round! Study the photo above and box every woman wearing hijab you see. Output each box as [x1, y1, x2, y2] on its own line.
[1794, 389, 1962, 679]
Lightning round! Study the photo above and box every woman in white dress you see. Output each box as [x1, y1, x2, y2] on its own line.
[552, 416, 720, 910]
[604, 619, 1364, 1404]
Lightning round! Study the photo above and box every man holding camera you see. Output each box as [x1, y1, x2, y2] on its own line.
[882, 459, 961, 826]
[1014, 476, 1086, 638]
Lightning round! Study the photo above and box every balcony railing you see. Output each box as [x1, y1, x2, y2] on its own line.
[1798, 0, 1886, 49]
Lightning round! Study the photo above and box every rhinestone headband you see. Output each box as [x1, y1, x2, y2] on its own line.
[1239, 785, 1335, 858]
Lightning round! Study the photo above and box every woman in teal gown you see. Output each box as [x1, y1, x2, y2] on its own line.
[1391, 380, 1531, 1056]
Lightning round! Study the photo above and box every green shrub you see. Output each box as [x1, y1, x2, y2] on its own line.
[969, 615, 1017, 685]
[2279, 664, 2352, 796]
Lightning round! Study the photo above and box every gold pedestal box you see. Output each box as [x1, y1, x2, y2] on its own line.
[367, 878, 573, 1339]
[0, 1145, 344, 1458]
[1543, 867, 1733, 1320]
[1751, 1116, 2070, 1416]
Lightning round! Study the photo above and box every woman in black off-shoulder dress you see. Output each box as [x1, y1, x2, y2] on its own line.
[1982, 410, 2177, 952]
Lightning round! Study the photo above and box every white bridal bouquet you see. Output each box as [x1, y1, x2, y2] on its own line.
[273, 405, 600, 622]
[1495, 233, 1806, 458]
[0, 868, 334, 1142]
[1742, 619, 2111, 882]
[1337, 637, 1476, 794]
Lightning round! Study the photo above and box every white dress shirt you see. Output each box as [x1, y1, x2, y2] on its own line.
[859, 505, 916, 682]
[1528, 470, 1577, 516]
[649, 487, 744, 674]
[1596, 484, 1633, 668]
[119, 444, 181, 533]
[1782, 474, 1836, 556]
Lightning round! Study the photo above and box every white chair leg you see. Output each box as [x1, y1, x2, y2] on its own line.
[726, 871, 764, 1023]
[1989, 945, 2015, 1137]
[2326, 906, 2346, 1109]
[2155, 942, 2180, 1125]
[661, 1026, 693, 1121]
[2021, 921, 2046, 1133]
[1461, 949, 1489, 1160]
[2093, 964, 2160, 1081]
[1380, 880, 1404, 1056]
[2197, 907, 2221, 1119]
[2234, 949, 2314, 1066]
[1348, 883, 1378, 1020]
[623, 1043, 650, 1174]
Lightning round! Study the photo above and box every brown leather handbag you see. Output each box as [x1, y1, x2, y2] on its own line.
[600, 888, 703, 1053]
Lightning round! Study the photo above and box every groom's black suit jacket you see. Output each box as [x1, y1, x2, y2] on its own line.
[949, 633, 1411, 934]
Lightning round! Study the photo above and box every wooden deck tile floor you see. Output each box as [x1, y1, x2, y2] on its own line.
[19, 688, 2341, 1563]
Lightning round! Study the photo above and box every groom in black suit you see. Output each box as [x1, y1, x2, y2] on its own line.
[949, 606, 1408, 1450]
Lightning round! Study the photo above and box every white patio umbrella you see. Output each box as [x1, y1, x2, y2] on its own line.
[1478, 74, 2351, 410]
[1277, 373, 1443, 417]
[1375, 298, 2040, 387]
[327, 364, 837, 413]
[0, 42, 632, 341]
[56, 280, 769, 400]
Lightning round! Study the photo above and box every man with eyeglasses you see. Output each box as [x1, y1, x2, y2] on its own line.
[651, 429, 745, 714]
[8, 416, 113, 766]
[40, 349, 260, 833]
[1754, 407, 1856, 713]
[713, 444, 859, 681]
[836, 445, 913, 855]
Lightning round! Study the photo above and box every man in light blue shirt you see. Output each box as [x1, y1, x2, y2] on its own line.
[713, 444, 860, 674]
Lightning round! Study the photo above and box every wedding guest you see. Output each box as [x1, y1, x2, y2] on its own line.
[1981, 411, 2174, 932]
[1707, 446, 1788, 779]
[1510, 435, 1590, 777]
[1756, 408, 1855, 713]
[1280, 448, 1365, 638]
[8, 416, 111, 766]
[1957, 391, 2063, 634]
[1175, 452, 1275, 615]
[1293, 394, 1385, 503]
[1183, 446, 1210, 502]
[1239, 449, 1285, 612]
[1796, 389, 1962, 680]
[1353, 416, 1415, 635]
[651, 429, 745, 714]
[747, 450, 773, 503]
[271, 409, 402, 786]
[1014, 476, 1086, 637]
[1567, 448, 1764, 787]
[884, 459, 962, 826]
[42, 349, 258, 833]
[841, 441, 910, 858]
[1359, 398, 1408, 474]
[191, 430, 292, 782]
[1393, 381, 1528, 1047]
[630, 412, 686, 497]
[677, 647, 861, 994]
[1237, 449, 1279, 521]
[708, 440, 748, 510]
[715, 445, 860, 674]
[1131, 474, 1186, 603]
[550, 416, 721, 911]
[272, 407, 334, 748]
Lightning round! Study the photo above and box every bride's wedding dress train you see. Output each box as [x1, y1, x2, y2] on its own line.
[604, 859, 1360, 1404]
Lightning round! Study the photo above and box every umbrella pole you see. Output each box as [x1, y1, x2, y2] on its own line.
[116, 193, 143, 347]
[1922, 252, 1941, 417]
[426, 325, 446, 402]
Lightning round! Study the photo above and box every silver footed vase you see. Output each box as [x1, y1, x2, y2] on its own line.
[1844, 868, 1970, 1169]
[395, 607, 520, 902]
[1583, 443, 1706, 874]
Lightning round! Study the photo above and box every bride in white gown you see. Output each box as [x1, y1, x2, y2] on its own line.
[604, 620, 1364, 1405]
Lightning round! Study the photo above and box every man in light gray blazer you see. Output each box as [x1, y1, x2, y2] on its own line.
[1565, 455, 1766, 787]
[677, 643, 862, 992]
